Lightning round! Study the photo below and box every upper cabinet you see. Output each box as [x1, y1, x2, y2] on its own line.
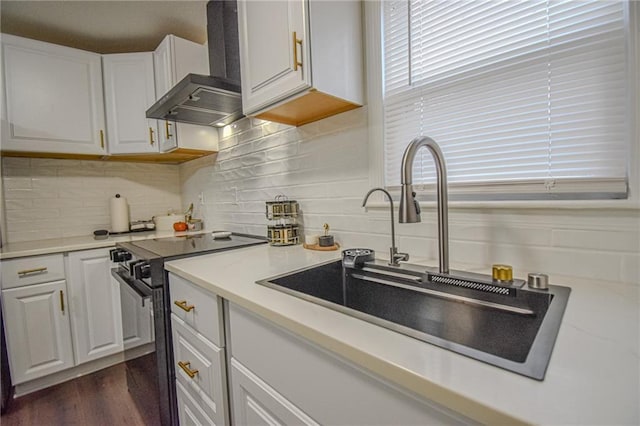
[0, 33, 218, 163]
[103, 52, 158, 154]
[237, 0, 364, 126]
[153, 35, 219, 153]
[0, 34, 107, 155]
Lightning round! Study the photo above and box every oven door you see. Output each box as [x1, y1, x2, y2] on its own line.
[112, 268, 154, 352]
[111, 268, 165, 425]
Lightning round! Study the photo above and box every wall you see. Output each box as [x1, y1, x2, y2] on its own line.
[1, 157, 181, 243]
[180, 108, 639, 285]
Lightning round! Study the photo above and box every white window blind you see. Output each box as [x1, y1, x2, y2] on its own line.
[383, 0, 630, 199]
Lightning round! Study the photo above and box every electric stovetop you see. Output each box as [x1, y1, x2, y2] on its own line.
[126, 232, 267, 260]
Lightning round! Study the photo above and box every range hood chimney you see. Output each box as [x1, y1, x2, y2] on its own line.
[146, 0, 243, 128]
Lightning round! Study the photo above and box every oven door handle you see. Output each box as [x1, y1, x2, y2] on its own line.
[111, 268, 153, 303]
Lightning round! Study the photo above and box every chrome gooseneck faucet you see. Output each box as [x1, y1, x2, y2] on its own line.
[362, 188, 409, 266]
[398, 136, 449, 274]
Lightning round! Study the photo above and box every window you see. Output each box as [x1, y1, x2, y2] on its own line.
[383, 0, 631, 200]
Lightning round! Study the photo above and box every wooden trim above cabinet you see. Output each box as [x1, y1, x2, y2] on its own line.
[0, 148, 218, 164]
[255, 89, 361, 127]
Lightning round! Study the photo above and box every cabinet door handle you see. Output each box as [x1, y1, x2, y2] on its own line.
[100, 130, 105, 149]
[149, 127, 155, 145]
[178, 361, 199, 379]
[174, 300, 194, 312]
[165, 121, 173, 139]
[292, 31, 303, 71]
[60, 290, 65, 313]
[17, 267, 48, 276]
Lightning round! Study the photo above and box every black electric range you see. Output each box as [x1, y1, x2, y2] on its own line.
[110, 232, 266, 425]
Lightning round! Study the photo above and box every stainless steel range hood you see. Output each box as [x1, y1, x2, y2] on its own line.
[146, 0, 243, 128]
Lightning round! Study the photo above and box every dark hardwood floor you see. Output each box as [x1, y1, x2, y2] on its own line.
[1, 362, 159, 425]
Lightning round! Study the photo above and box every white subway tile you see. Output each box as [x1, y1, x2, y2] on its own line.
[449, 224, 552, 246]
[552, 229, 640, 253]
[5, 208, 60, 222]
[5, 188, 58, 199]
[33, 198, 83, 209]
[620, 255, 640, 284]
[2, 157, 31, 168]
[4, 199, 33, 210]
[8, 229, 61, 242]
[3, 177, 32, 190]
[236, 127, 264, 144]
[2, 167, 33, 177]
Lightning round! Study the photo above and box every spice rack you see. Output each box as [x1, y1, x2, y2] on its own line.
[265, 195, 300, 246]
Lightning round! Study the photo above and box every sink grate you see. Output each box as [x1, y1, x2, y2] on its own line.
[428, 273, 515, 296]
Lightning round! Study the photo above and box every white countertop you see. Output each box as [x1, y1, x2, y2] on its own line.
[0, 230, 209, 259]
[165, 244, 640, 425]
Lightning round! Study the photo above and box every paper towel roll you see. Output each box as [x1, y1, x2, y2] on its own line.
[110, 194, 129, 233]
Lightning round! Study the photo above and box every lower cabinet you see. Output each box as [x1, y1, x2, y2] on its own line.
[66, 248, 123, 364]
[1, 247, 140, 390]
[228, 303, 476, 426]
[1, 280, 74, 384]
[168, 272, 229, 426]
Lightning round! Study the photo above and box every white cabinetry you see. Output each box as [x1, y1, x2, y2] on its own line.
[0, 34, 107, 155]
[153, 35, 218, 153]
[237, 0, 363, 126]
[66, 248, 124, 364]
[102, 53, 158, 154]
[169, 272, 229, 426]
[1, 254, 74, 384]
[230, 359, 318, 425]
[228, 303, 474, 425]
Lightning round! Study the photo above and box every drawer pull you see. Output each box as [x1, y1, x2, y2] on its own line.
[165, 121, 173, 139]
[17, 267, 48, 276]
[174, 300, 195, 312]
[60, 290, 65, 313]
[178, 361, 199, 379]
[149, 127, 155, 145]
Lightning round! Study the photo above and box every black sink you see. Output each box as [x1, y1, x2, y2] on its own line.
[257, 260, 571, 380]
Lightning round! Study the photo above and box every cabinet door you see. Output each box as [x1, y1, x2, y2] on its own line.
[152, 38, 178, 152]
[1, 280, 74, 384]
[237, 0, 311, 114]
[120, 277, 153, 350]
[153, 35, 212, 152]
[1, 34, 107, 155]
[230, 358, 318, 426]
[66, 248, 123, 365]
[103, 52, 158, 154]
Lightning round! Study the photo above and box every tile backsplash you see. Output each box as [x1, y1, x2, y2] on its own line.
[1, 108, 637, 285]
[1, 158, 181, 242]
[180, 108, 640, 285]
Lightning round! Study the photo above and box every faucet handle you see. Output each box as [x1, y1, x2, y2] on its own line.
[412, 191, 421, 215]
[389, 247, 409, 266]
[342, 248, 375, 268]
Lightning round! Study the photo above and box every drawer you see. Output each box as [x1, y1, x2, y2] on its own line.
[1, 254, 66, 289]
[176, 380, 216, 426]
[169, 272, 223, 346]
[172, 314, 228, 425]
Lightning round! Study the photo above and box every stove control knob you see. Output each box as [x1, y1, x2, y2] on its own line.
[111, 250, 132, 263]
[109, 248, 120, 262]
[134, 262, 151, 280]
